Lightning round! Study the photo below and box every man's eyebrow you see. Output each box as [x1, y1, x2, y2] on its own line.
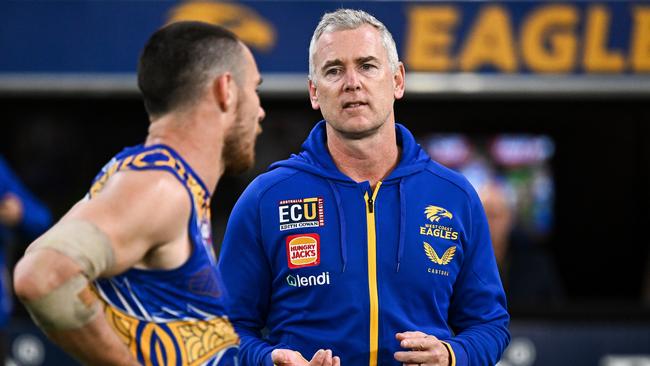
[321, 56, 380, 72]
[258, 77, 263, 86]
[356, 56, 379, 64]
[321, 59, 344, 72]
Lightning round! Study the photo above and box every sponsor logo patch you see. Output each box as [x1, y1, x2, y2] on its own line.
[424, 242, 456, 265]
[278, 197, 324, 231]
[424, 241, 456, 277]
[286, 272, 331, 287]
[286, 233, 320, 269]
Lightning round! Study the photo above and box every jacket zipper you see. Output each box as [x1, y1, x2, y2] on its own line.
[365, 182, 382, 366]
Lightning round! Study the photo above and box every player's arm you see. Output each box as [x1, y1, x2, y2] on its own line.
[13, 170, 190, 365]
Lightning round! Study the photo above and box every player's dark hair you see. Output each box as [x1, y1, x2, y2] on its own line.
[138, 21, 243, 118]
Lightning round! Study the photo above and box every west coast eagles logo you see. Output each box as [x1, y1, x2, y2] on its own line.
[423, 242, 456, 265]
[420, 205, 459, 241]
[425, 205, 453, 222]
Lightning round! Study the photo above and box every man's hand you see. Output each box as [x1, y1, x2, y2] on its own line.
[394, 331, 450, 366]
[272, 348, 341, 366]
[0, 192, 24, 227]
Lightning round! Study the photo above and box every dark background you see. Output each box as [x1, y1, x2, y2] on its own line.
[1, 94, 649, 319]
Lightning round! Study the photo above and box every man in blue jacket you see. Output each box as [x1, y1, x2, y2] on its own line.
[0, 155, 52, 362]
[219, 9, 510, 366]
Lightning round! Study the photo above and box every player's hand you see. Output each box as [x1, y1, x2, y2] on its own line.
[0, 192, 23, 227]
[394, 331, 450, 366]
[272, 348, 341, 366]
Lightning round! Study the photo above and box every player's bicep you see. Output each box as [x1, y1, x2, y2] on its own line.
[64, 170, 190, 276]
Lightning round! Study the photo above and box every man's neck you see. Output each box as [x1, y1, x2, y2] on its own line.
[326, 122, 400, 188]
[145, 110, 225, 195]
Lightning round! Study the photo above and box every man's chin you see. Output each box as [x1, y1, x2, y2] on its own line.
[331, 118, 382, 140]
[224, 156, 255, 176]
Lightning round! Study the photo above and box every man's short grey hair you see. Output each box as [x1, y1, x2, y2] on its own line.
[308, 9, 399, 82]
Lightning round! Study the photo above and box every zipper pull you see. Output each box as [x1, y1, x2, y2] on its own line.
[367, 195, 374, 213]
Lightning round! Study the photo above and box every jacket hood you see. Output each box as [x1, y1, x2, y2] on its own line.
[269, 120, 430, 181]
[269, 120, 431, 273]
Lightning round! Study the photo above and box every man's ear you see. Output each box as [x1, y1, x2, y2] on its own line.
[393, 62, 405, 100]
[308, 79, 320, 110]
[213, 72, 236, 111]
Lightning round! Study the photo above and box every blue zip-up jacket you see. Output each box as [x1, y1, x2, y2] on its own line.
[218, 121, 510, 366]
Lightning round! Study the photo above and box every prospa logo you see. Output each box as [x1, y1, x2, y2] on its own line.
[286, 272, 331, 288]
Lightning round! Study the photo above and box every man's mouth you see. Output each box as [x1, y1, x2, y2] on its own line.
[343, 101, 368, 109]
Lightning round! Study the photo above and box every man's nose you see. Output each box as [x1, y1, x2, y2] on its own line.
[259, 106, 266, 121]
[343, 70, 361, 92]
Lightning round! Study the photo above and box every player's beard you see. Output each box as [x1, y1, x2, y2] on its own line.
[223, 97, 257, 175]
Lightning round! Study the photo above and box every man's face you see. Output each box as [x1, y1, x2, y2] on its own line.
[309, 24, 405, 139]
[223, 45, 265, 174]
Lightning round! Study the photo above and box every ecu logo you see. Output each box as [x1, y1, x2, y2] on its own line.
[425, 205, 453, 222]
[278, 197, 324, 231]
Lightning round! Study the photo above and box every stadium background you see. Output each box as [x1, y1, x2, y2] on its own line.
[1, 1, 649, 365]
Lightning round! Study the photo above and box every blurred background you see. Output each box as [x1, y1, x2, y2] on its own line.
[1, 1, 649, 365]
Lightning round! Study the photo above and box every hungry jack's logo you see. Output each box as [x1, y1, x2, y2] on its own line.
[278, 197, 324, 231]
[286, 233, 320, 269]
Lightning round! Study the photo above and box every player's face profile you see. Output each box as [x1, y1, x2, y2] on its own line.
[223, 45, 265, 174]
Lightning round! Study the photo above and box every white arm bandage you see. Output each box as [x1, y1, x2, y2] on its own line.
[23, 220, 115, 330]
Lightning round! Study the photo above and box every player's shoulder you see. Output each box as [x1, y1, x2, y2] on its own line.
[68, 167, 191, 251]
[98, 169, 190, 209]
[112, 169, 191, 233]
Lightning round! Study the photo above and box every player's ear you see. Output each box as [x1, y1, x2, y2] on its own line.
[308, 79, 320, 110]
[213, 72, 236, 111]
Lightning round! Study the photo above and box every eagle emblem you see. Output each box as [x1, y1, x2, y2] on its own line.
[423, 242, 456, 265]
[424, 205, 453, 222]
[168, 2, 276, 51]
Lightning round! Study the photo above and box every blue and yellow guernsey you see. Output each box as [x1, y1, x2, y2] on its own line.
[88, 144, 239, 366]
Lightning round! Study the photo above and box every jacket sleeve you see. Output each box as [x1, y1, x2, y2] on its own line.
[443, 189, 510, 365]
[0, 156, 52, 239]
[218, 181, 288, 366]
